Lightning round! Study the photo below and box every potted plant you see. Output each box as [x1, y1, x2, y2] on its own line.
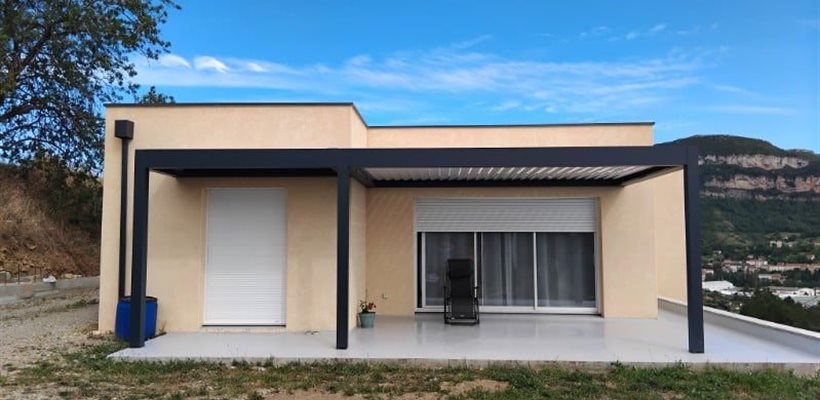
[359, 300, 377, 328]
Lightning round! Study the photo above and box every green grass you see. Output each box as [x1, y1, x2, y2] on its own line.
[2, 338, 818, 399]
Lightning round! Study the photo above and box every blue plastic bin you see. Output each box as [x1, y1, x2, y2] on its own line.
[115, 296, 158, 342]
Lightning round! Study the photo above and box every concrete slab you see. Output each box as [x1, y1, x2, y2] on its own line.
[111, 311, 819, 373]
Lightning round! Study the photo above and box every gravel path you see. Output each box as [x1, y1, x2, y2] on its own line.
[0, 288, 98, 373]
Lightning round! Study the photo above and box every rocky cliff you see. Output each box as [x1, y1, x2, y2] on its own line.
[670, 135, 820, 200]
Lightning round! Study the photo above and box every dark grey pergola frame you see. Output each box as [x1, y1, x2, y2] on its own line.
[125, 144, 704, 353]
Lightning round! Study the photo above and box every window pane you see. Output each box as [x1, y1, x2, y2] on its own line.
[480, 232, 534, 307]
[424, 233, 474, 306]
[536, 233, 596, 308]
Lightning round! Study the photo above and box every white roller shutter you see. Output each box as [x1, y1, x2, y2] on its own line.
[415, 197, 597, 232]
[205, 188, 287, 325]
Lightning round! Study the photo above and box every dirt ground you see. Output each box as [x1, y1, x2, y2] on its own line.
[0, 288, 98, 374]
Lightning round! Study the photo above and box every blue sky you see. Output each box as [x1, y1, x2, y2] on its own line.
[134, 0, 820, 151]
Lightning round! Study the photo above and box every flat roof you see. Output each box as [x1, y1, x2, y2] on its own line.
[104, 102, 654, 129]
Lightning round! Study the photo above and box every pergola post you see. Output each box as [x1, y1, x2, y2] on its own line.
[115, 120, 134, 299]
[336, 166, 350, 350]
[683, 146, 705, 353]
[128, 158, 150, 348]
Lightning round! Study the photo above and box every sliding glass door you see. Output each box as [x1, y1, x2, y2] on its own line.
[419, 231, 598, 313]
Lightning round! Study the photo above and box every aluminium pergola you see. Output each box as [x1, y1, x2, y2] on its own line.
[125, 144, 704, 353]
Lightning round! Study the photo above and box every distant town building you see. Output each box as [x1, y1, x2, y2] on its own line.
[758, 273, 783, 283]
[769, 287, 817, 297]
[745, 258, 768, 270]
[768, 240, 795, 249]
[767, 287, 819, 308]
[766, 263, 818, 272]
[702, 280, 738, 296]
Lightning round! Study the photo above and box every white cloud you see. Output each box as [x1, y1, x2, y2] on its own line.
[193, 56, 230, 73]
[710, 105, 794, 115]
[624, 23, 668, 40]
[711, 84, 757, 96]
[450, 34, 493, 49]
[157, 54, 191, 68]
[245, 62, 268, 72]
[677, 26, 701, 35]
[133, 43, 712, 116]
[649, 24, 667, 34]
[580, 26, 610, 38]
[491, 100, 522, 112]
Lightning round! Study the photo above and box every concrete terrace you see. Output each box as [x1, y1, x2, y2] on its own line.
[111, 309, 819, 374]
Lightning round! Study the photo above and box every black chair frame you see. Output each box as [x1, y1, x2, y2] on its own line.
[443, 258, 480, 325]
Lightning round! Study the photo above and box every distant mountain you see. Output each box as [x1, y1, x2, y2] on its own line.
[665, 135, 820, 262]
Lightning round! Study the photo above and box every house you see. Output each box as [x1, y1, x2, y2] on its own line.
[97, 103, 705, 354]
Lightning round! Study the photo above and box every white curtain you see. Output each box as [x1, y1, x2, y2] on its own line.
[480, 233, 534, 306]
[536, 233, 596, 308]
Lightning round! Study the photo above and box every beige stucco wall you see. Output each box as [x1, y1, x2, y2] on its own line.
[99, 103, 676, 335]
[366, 186, 658, 318]
[367, 124, 653, 148]
[350, 108, 368, 148]
[349, 181, 367, 328]
[654, 171, 687, 302]
[598, 179, 658, 317]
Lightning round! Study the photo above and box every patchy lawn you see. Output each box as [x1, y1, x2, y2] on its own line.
[1, 338, 817, 399]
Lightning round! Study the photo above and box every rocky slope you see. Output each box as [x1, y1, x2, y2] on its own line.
[0, 165, 100, 278]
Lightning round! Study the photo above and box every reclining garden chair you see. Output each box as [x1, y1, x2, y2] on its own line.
[443, 258, 480, 325]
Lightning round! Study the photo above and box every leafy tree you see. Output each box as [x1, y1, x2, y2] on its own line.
[138, 85, 175, 104]
[739, 289, 820, 332]
[0, 0, 179, 172]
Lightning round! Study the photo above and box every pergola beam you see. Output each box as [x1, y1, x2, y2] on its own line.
[132, 145, 689, 171]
